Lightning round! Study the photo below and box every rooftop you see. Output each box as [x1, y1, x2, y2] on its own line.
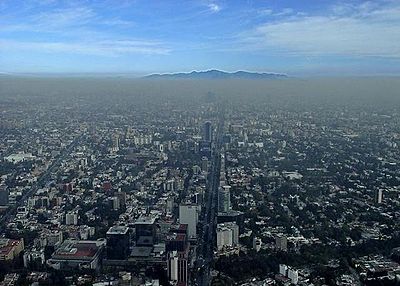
[106, 225, 129, 235]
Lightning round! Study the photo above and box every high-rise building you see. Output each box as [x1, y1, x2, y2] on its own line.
[0, 185, 9, 206]
[203, 121, 212, 142]
[112, 134, 120, 152]
[218, 185, 231, 212]
[167, 249, 188, 286]
[201, 156, 209, 172]
[276, 235, 287, 251]
[288, 268, 299, 284]
[216, 225, 233, 250]
[106, 226, 130, 260]
[216, 222, 239, 250]
[375, 189, 383, 204]
[135, 216, 156, 246]
[179, 204, 198, 239]
[112, 196, 120, 210]
[65, 212, 78, 225]
[279, 264, 288, 276]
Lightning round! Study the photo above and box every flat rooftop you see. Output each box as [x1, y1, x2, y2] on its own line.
[52, 240, 104, 260]
[135, 216, 156, 225]
[107, 225, 129, 235]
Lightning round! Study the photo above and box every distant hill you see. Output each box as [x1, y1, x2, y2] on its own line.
[144, 70, 288, 79]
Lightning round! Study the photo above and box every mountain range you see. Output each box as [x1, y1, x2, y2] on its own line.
[144, 70, 288, 79]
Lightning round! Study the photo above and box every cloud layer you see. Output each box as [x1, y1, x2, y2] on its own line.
[244, 1, 400, 58]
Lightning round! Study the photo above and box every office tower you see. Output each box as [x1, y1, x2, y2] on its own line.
[135, 216, 156, 246]
[203, 121, 212, 142]
[279, 264, 288, 276]
[201, 156, 209, 172]
[288, 268, 299, 284]
[0, 185, 9, 206]
[216, 222, 239, 250]
[106, 226, 130, 260]
[112, 134, 120, 152]
[218, 185, 231, 212]
[167, 250, 188, 286]
[179, 204, 198, 239]
[276, 235, 287, 251]
[112, 196, 120, 210]
[65, 212, 78, 225]
[375, 189, 383, 204]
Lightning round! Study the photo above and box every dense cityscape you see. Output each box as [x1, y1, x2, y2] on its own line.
[0, 78, 399, 286]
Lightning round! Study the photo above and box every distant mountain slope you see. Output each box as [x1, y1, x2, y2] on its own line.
[144, 70, 288, 79]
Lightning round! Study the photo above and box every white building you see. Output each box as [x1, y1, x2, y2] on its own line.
[216, 222, 239, 250]
[179, 204, 198, 239]
[167, 250, 188, 285]
[288, 268, 299, 284]
[376, 189, 383, 204]
[253, 237, 262, 252]
[65, 212, 78, 225]
[217, 226, 232, 250]
[279, 264, 298, 285]
[279, 264, 288, 276]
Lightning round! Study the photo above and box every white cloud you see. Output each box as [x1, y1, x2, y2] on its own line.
[0, 39, 171, 56]
[242, 2, 400, 58]
[274, 8, 294, 17]
[208, 3, 221, 13]
[33, 7, 96, 28]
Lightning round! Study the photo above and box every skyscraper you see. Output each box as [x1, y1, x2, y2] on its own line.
[167, 249, 188, 285]
[179, 204, 198, 239]
[135, 216, 156, 246]
[375, 189, 383, 204]
[203, 121, 212, 142]
[106, 226, 130, 260]
[276, 234, 287, 251]
[218, 185, 231, 212]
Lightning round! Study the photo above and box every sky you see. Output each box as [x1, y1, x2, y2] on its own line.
[1, 0, 400, 76]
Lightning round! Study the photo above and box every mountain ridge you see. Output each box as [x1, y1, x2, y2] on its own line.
[144, 69, 288, 79]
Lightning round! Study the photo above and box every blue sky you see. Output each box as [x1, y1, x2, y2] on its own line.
[1, 0, 400, 75]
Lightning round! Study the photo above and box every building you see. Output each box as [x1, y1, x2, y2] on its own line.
[276, 235, 288, 251]
[218, 185, 231, 212]
[279, 264, 288, 276]
[201, 156, 209, 172]
[203, 121, 212, 142]
[0, 238, 24, 261]
[217, 210, 244, 232]
[217, 226, 232, 250]
[216, 222, 238, 250]
[167, 249, 188, 286]
[166, 224, 188, 252]
[135, 216, 156, 246]
[106, 226, 130, 260]
[65, 211, 78, 225]
[288, 268, 299, 284]
[253, 237, 262, 252]
[278, 264, 298, 285]
[0, 184, 9, 206]
[47, 240, 105, 271]
[112, 134, 120, 152]
[179, 204, 198, 239]
[375, 189, 383, 204]
[112, 196, 120, 210]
